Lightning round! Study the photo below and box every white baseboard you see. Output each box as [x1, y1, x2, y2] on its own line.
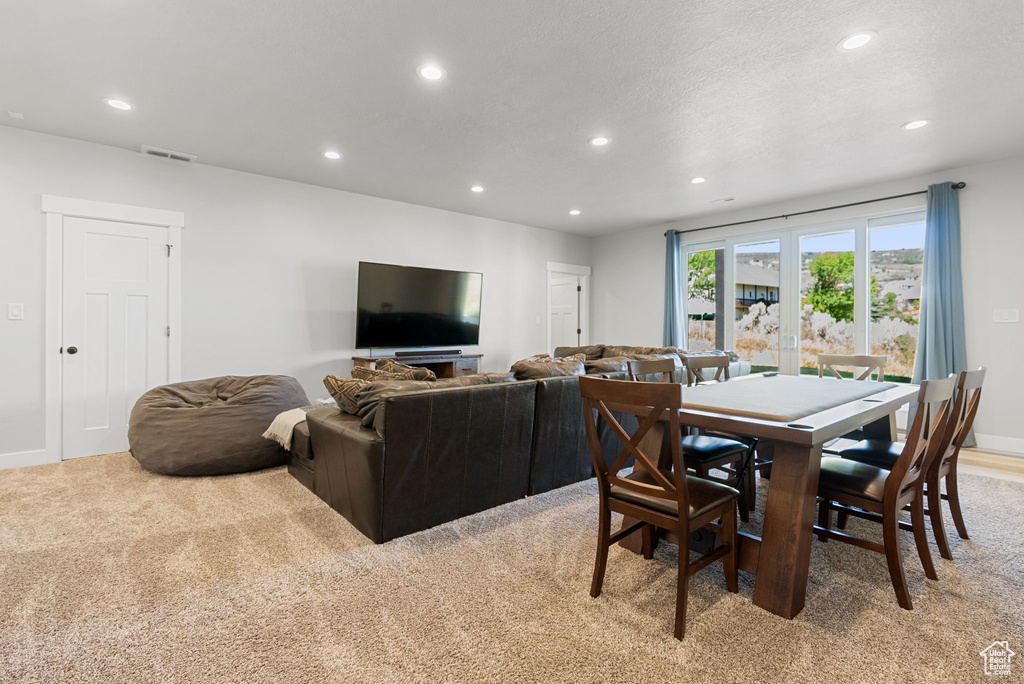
[974, 434, 1024, 458]
[0, 449, 59, 471]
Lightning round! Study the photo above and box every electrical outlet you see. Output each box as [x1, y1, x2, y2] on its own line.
[8, 303, 24, 320]
[993, 309, 1020, 323]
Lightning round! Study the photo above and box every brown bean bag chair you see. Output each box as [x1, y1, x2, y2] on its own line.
[128, 375, 309, 476]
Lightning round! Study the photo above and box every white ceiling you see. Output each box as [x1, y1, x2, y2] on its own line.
[2, 1, 1022, 236]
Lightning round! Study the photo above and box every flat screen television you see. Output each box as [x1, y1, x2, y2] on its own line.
[355, 262, 483, 349]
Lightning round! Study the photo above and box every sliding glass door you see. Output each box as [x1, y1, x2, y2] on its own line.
[681, 211, 925, 382]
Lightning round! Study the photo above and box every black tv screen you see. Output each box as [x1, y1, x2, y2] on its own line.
[355, 262, 483, 348]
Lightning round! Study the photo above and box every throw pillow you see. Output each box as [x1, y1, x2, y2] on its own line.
[602, 345, 653, 358]
[375, 358, 437, 381]
[323, 375, 369, 414]
[584, 355, 631, 374]
[510, 353, 585, 381]
[552, 345, 605, 361]
[352, 366, 408, 381]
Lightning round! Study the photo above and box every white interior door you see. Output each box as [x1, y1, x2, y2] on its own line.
[62, 217, 170, 459]
[549, 274, 580, 349]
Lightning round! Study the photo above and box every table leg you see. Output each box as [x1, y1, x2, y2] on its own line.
[861, 412, 898, 440]
[751, 441, 822, 619]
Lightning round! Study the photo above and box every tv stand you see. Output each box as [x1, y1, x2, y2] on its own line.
[352, 353, 482, 379]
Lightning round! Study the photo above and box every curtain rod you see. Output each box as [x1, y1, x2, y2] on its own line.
[666, 182, 966, 237]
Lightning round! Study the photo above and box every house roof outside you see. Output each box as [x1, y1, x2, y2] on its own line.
[736, 262, 780, 288]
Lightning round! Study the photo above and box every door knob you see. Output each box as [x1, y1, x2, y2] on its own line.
[66, 346, 78, 355]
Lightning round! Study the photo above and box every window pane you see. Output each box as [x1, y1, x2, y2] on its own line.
[686, 249, 722, 351]
[870, 222, 924, 382]
[734, 241, 780, 372]
[799, 232, 856, 372]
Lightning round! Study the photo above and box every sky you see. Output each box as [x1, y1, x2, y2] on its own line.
[731, 222, 925, 253]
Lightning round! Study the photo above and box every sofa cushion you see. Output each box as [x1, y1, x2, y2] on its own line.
[552, 344, 605, 361]
[375, 358, 437, 381]
[511, 354, 585, 380]
[352, 366, 408, 382]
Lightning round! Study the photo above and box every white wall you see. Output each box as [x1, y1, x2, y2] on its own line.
[592, 154, 1024, 454]
[0, 126, 591, 465]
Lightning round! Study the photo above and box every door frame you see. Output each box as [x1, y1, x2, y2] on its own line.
[42, 195, 184, 463]
[545, 261, 591, 353]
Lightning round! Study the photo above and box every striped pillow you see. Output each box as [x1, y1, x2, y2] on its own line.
[323, 375, 368, 414]
[375, 358, 437, 381]
[352, 366, 407, 381]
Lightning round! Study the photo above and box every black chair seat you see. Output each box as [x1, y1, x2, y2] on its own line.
[819, 456, 889, 503]
[839, 440, 904, 470]
[610, 468, 739, 519]
[680, 435, 749, 462]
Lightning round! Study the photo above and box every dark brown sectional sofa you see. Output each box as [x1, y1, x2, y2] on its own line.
[288, 372, 634, 543]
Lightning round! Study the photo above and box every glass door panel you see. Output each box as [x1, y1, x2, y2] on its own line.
[799, 232, 856, 373]
[734, 240, 780, 372]
[686, 248, 723, 351]
[869, 221, 925, 382]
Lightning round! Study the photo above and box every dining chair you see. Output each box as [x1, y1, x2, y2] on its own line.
[679, 352, 759, 519]
[838, 368, 985, 559]
[680, 352, 731, 386]
[626, 357, 675, 383]
[818, 354, 892, 452]
[817, 354, 888, 381]
[814, 375, 956, 609]
[579, 376, 738, 640]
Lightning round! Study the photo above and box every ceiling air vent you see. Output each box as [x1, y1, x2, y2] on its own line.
[140, 144, 197, 163]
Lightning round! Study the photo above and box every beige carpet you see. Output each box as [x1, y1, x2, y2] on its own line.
[0, 453, 1021, 683]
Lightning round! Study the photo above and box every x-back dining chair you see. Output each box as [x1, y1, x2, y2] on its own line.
[678, 351, 759, 519]
[579, 375, 738, 640]
[815, 375, 956, 610]
[839, 367, 986, 560]
[626, 357, 675, 383]
[817, 354, 888, 382]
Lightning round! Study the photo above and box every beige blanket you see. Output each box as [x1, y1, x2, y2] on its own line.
[262, 408, 309, 450]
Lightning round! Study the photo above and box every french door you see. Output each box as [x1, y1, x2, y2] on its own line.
[683, 211, 925, 382]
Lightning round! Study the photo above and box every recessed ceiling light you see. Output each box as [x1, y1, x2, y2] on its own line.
[105, 99, 133, 111]
[569, 209, 581, 216]
[471, 185, 485, 193]
[589, 137, 609, 146]
[902, 119, 930, 130]
[7, 111, 24, 120]
[838, 32, 876, 51]
[323, 150, 342, 160]
[418, 64, 447, 81]
[690, 177, 706, 184]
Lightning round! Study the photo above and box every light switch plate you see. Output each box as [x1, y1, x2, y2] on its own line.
[993, 308, 1020, 323]
[8, 303, 24, 320]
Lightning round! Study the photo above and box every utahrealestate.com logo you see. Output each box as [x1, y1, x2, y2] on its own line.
[980, 641, 1015, 676]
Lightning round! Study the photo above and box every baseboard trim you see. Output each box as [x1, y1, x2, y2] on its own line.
[0, 449, 59, 471]
[974, 433, 1024, 458]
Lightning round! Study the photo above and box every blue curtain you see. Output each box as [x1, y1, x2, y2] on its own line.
[664, 230, 685, 348]
[912, 182, 971, 442]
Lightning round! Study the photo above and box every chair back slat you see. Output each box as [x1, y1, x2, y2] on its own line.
[817, 354, 887, 382]
[886, 375, 956, 499]
[680, 352, 730, 387]
[580, 376, 688, 511]
[937, 367, 986, 471]
[627, 358, 676, 383]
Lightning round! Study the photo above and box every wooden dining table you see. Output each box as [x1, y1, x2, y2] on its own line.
[614, 373, 919, 620]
